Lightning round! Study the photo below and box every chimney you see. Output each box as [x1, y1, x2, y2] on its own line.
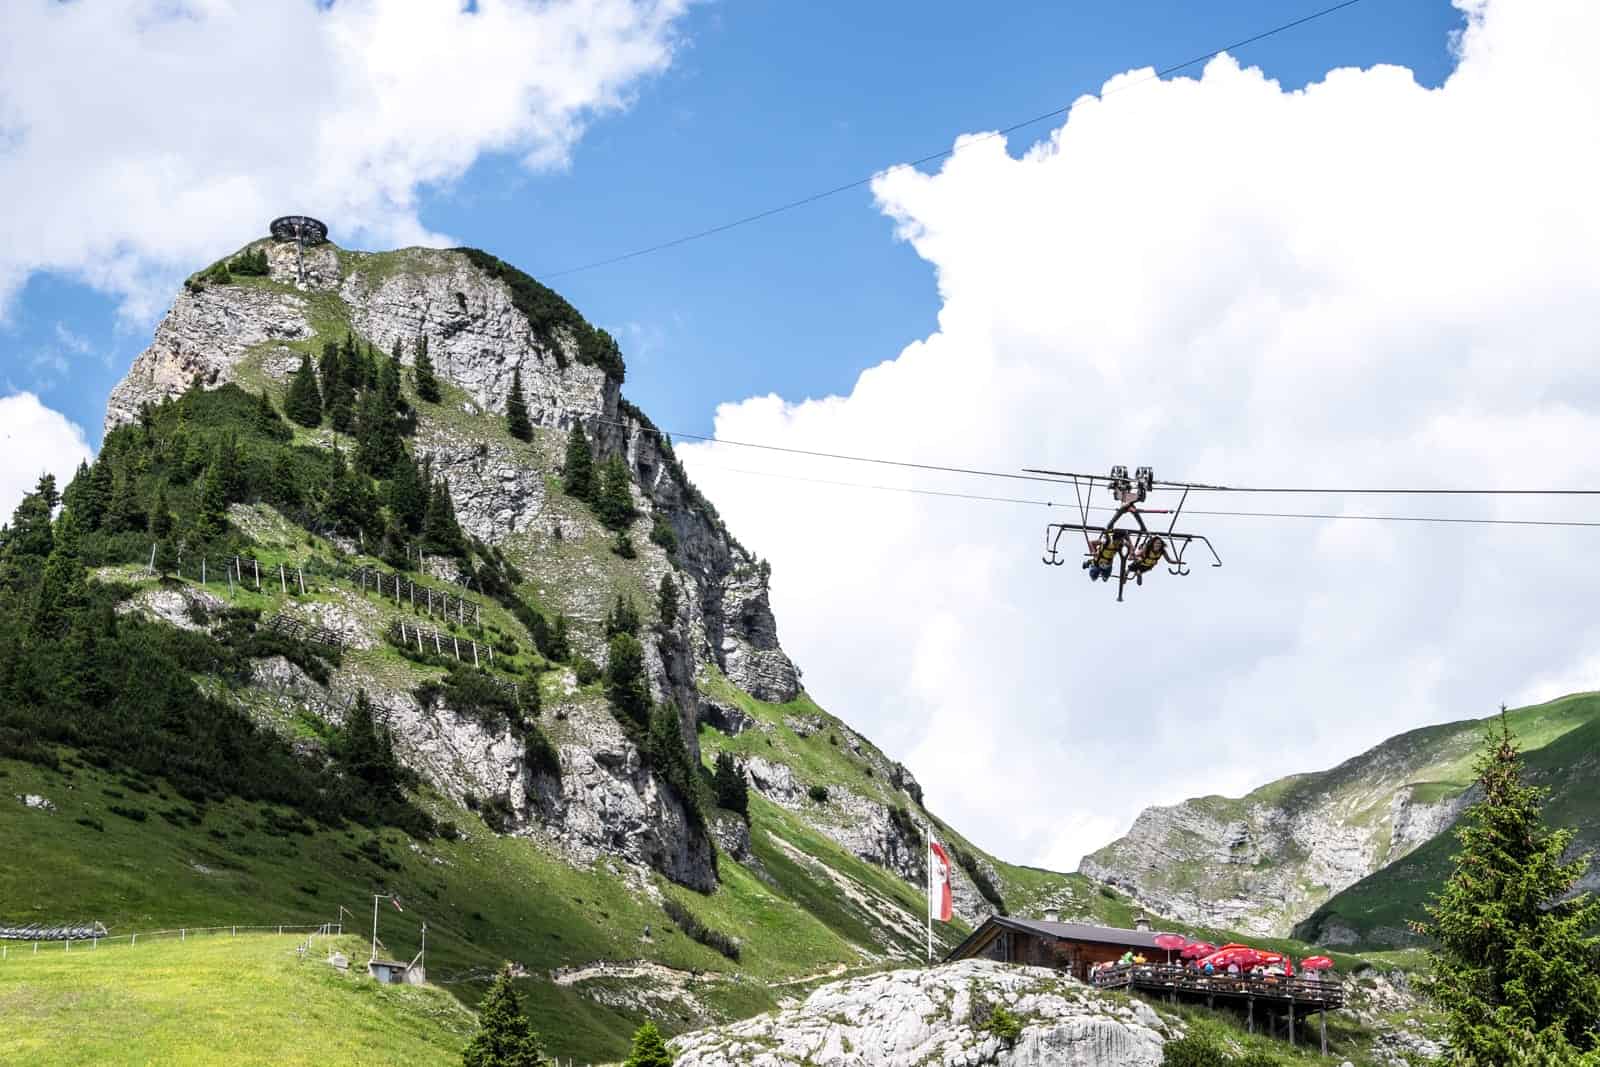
[1133, 913, 1152, 931]
[1042, 909, 1059, 923]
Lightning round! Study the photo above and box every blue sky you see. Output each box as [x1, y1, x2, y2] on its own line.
[2, 0, 1462, 448]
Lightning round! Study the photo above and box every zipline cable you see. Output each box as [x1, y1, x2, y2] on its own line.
[687, 462, 1600, 530]
[544, 0, 1368, 278]
[596, 418, 1600, 497]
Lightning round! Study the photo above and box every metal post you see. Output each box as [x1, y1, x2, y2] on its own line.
[472, 642, 479, 668]
[201, 558, 206, 584]
[452, 636, 460, 661]
[371, 895, 381, 962]
[279, 564, 287, 594]
[254, 559, 260, 590]
[298, 567, 305, 595]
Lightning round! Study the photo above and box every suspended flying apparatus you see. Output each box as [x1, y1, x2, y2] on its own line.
[1028, 465, 1222, 602]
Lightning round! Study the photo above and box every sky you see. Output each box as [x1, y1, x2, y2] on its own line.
[6, 0, 1599, 871]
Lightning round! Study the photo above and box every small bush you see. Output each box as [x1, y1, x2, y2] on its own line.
[649, 513, 678, 552]
[1161, 1035, 1232, 1067]
[984, 1003, 1022, 1045]
[572, 655, 601, 686]
[108, 804, 147, 822]
[75, 816, 105, 832]
[808, 784, 830, 804]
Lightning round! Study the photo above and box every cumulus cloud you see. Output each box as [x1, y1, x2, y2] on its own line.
[0, 393, 94, 522]
[0, 0, 689, 318]
[678, 0, 1600, 870]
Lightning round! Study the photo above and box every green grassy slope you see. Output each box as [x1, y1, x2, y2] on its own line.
[1082, 693, 1600, 935]
[1294, 696, 1600, 949]
[0, 933, 473, 1066]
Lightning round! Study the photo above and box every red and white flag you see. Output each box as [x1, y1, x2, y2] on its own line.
[391, 897, 404, 913]
[928, 842, 953, 923]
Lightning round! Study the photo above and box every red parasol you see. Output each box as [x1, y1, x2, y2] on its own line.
[1153, 932, 1188, 964]
[1300, 956, 1335, 971]
[1179, 941, 1217, 960]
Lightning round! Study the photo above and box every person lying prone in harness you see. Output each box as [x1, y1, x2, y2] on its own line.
[1129, 535, 1166, 581]
[1083, 530, 1127, 581]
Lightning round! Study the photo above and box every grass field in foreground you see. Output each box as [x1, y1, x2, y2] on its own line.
[0, 934, 473, 1067]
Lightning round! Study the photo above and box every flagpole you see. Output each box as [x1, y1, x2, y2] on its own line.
[924, 818, 933, 966]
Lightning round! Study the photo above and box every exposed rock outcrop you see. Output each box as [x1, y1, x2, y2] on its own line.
[670, 960, 1173, 1067]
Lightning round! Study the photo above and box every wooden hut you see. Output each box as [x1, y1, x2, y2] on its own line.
[946, 914, 1168, 980]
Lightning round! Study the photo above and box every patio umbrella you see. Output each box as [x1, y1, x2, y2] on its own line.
[1201, 946, 1263, 971]
[1153, 932, 1188, 964]
[1179, 941, 1217, 960]
[1300, 956, 1335, 971]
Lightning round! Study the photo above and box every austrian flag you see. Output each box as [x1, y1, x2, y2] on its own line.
[928, 841, 953, 923]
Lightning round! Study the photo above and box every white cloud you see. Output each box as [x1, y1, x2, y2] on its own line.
[0, 393, 94, 522]
[679, 0, 1600, 870]
[0, 0, 690, 318]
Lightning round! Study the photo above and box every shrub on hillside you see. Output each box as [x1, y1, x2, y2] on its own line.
[662, 896, 740, 961]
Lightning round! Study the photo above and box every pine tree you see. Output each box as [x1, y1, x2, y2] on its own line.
[195, 463, 229, 541]
[320, 339, 355, 432]
[506, 367, 533, 442]
[148, 485, 173, 538]
[31, 516, 89, 640]
[2, 474, 58, 559]
[254, 389, 286, 437]
[355, 387, 401, 477]
[604, 633, 650, 727]
[657, 573, 679, 630]
[461, 965, 552, 1067]
[284, 352, 323, 427]
[413, 335, 441, 403]
[622, 1021, 674, 1067]
[386, 447, 428, 534]
[712, 751, 748, 817]
[1417, 710, 1600, 1063]
[422, 477, 466, 556]
[61, 461, 104, 531]
[105, 467, 146, 534]
[562, 425, 595, 501]
[604, 594, 640, 638]
[597, 455, 636, 531]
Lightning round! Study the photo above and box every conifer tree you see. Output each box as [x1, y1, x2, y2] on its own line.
[84, 460, 113, 530]
[195, 463, 229, 541]
[284, 352, 323, 427]
[604, 594, 641, 638]
[562, 424, 595, 501]
[461, 965, 552, 1067]
[413, 335, 441, 403]
[597, 455, 636, 531]
[657, 573, 679, 630]
[148, 486, 173, 538]
[1417, 711, 1600, 1062]
[61, 461, 103, 532]
[604, 633, 650, 727]
[506, 367, 533, 442]
[622, 1021, 674, 1067]
[422, 477, 466, 556]
[254, 389, 286, 437]
[386, 447, 428, 533]
[2, 474, 58, 560]
[712, 751, 748, 817]
[32, 534, 89, 640]
[105, 467, 146, 534]
[355, 387, 401, 477]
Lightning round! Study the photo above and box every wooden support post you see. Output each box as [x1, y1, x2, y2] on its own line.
[409, 583, 414, 611]
[434, 634, 441, 655]
[1248, 998, 1254, 1034]
[201, 558, 206, 584]
[427, 588, 433, 616]
[1320, 1009, 1327, 1056]
[227, 568, 234, 598]
[487, 645, 494, 665]
[279, 563, 287, 594]
[472, 642, 479, 667]
[254, 559, 260, 590]
[452, 636, 461, 661]
[298, 567, 305, 595]
[416, 629, 423, 653]
[1288, 1004, 1295, 1047]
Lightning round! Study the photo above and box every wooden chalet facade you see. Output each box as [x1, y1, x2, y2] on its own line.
[946, 916, 1167, 981]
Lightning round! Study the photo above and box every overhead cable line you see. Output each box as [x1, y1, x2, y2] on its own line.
[688, 463, 1600, 530]
[545, 0, 1368, 278]
[598, 418, 1600, 497]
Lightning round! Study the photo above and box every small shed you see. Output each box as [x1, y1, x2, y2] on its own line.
[946, 914, 1168, 981]
[367, 957, 426, 985]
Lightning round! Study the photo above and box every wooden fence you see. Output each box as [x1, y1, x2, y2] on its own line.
[344, 565, 481, 626]
[262, 613, 346, 652]
[387, 619, 498, 669]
